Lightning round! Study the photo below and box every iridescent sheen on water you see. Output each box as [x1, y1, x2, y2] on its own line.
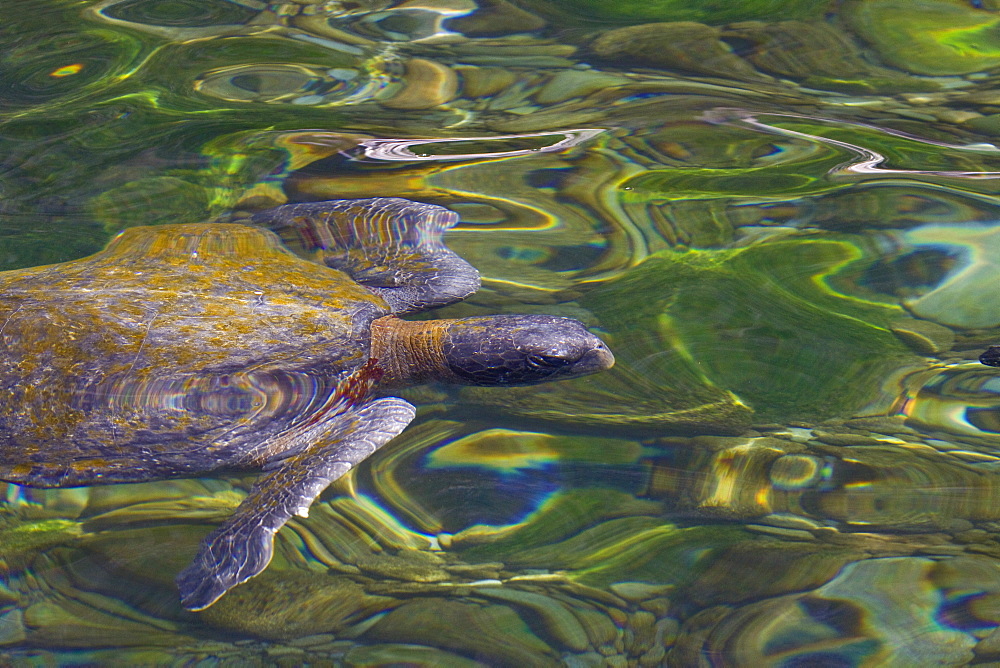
[4, 0, 1000, 664]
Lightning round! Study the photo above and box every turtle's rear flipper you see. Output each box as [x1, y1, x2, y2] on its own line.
[176, 396, 415, 611]
[252, 198, 480, 314]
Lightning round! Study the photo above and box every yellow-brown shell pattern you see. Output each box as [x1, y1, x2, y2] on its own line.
[0, 223, 390, 486]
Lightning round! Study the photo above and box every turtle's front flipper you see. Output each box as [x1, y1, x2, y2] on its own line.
[251, 198, 480, 314]
[176, 397, 415, 611]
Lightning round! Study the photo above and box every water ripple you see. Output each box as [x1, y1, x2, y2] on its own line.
[709, 108, 1000, 179]
[354, 128, 605, 162]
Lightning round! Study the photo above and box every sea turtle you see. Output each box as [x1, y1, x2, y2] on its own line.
[0, 197, 613, 610]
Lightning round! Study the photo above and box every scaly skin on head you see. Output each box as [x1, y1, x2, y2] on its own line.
[370, 314, 614, 388]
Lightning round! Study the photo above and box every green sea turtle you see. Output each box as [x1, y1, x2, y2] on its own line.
[0, 197, 614, 610]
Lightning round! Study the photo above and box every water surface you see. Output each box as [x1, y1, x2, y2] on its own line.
[4, 0, 1000, 665]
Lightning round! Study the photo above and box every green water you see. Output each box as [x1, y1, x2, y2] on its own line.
[4, 0, 1000, 665]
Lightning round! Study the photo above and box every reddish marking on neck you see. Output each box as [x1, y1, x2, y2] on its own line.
[339, 357, 385, 406]
[296, 358, 386, 431]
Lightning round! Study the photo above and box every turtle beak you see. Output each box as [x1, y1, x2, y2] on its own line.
[573, 340, 615, 375]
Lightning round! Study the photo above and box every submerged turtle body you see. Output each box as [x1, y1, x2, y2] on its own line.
[0, 223, 386, 484]
[0, 198, 614, 610]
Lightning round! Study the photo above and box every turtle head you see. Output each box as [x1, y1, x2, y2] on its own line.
[441, 315, 614, 386]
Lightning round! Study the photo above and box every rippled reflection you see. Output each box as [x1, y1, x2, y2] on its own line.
[715, 109, 1000, 179]
[355, 128, 604, 161]
[7, 0, 1000, 663]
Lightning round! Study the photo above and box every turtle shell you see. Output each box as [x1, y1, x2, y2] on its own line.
[0, 223, 390, 486]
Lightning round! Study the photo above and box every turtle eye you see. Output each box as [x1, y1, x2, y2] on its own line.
[526, 354, 570, 369]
